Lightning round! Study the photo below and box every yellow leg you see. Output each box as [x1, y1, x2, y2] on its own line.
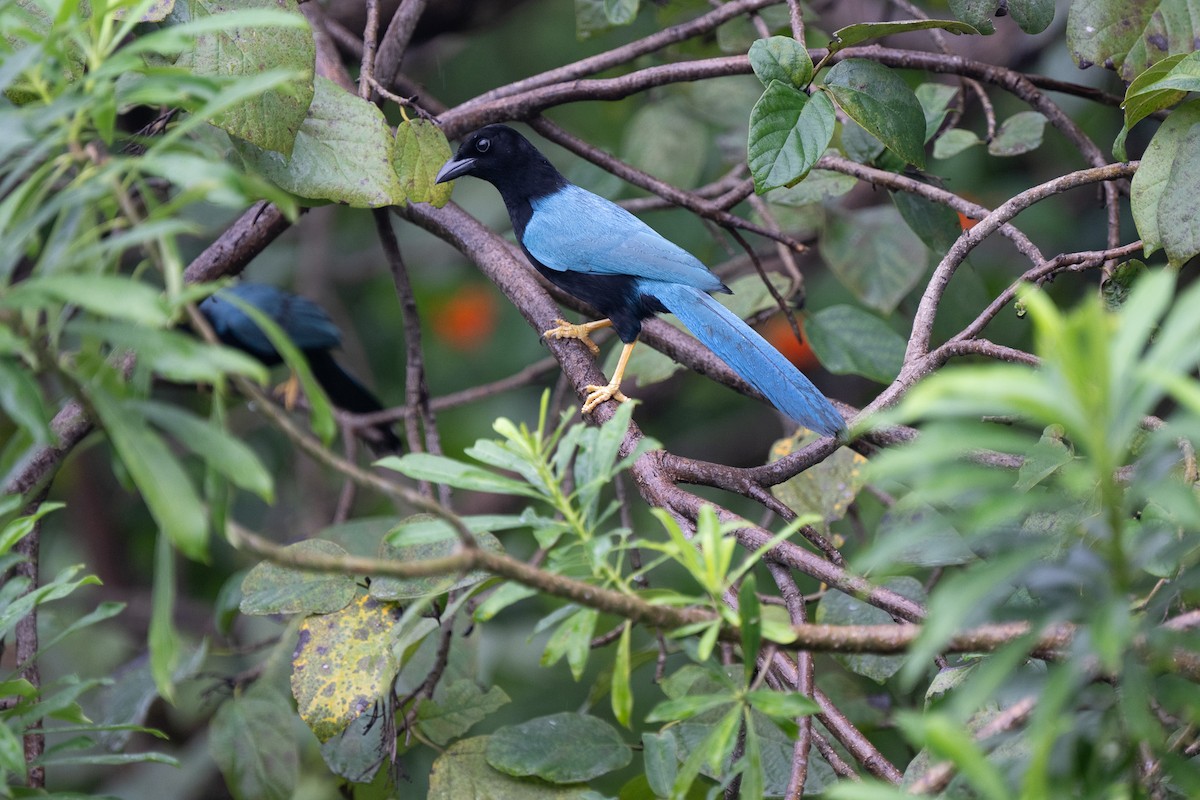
[542, 318, 613, 356]
[273, 372, 302, 410]
[582, 340, 636, 414]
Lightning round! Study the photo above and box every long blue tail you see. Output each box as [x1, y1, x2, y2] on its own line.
[646, 282, 845, 437]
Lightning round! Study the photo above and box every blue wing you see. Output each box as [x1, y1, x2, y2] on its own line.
[524, 185, 726, 294]
[204, 284, 342, 357]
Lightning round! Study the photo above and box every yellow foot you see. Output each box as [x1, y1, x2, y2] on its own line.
[273, 373, 302, 410]
[582, 382, 630, 414]
[542, 318, 608, 356]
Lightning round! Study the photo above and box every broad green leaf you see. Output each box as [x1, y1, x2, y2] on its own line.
[801, 303, 902, 383]
[371, 515, 503, 600]
[1008, 0, 1055, 34]
[829, 19, 981, 51]
[378, 453, 543, 498]
[916, 82, 959, 142]
[770, 427, 869, 525]
[820, 206, 929, 313]
[2, 275, 170, 326]
[642, 731, 677, 797]
[429, 737, 597, 799]
[988, 111, 1047, 156]
[135, 401, 273, 501]
[394, 118, 453, 207]
[767, 169, 858, 207]
[417, 680, 510, 745]
[240, 540, 357, 615]
[949, 0, 996, 35]
[90, 389, 208, 560]
[1115, 53, 1190, 160]
[1131, 100, 1200, 260]
[210, 685, 298, 800]
[825, 59, 927, 168]
[237, 76, 405, 207]
[1155, 122, 1200, 266]
[933, 128, 981, 159]
[749, 36, 813, 89]
[749, 82, 836, 192]
[816, 577, 927, 683]
[319, 707, 388, 783]
[1068, 0, 1197, 80]
[892, 190, 963, 261]
[623, 103, 708, 189]
[291, 594, 402, 742]
[0, 358, 50, 443]
[97, 639, 205, 751]
[173, 0, 314, 155]
[486, 712, 632, 783]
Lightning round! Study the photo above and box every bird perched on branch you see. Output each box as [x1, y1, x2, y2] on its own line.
[199, 283, 403, 454]
[435, 124, 845, 437]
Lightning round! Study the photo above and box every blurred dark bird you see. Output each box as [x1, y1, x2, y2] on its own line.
[435, 124, 845, 437]
[199, 283, 403, 454]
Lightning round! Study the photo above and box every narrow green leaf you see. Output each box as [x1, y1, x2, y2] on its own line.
[824, 59, 927, 168]
[647, 693, 734, 723]
[0, 722, 23, 774]
[541, 607, 597, 680]
[829, 19, 980, 51]
[149, 533, 182, 704]
[748, 36, 813, 88]
[70, 320, 267, 385]
[744, 689, 820, 720]
[749, 82, 835, 192]
[135, 401, 273, 501]
[738, 574, 761, 686]
[805, 304, 906, 383]
[612, 622, 633, 727]
[379, 453, 542, 498]
[739, 712, 763, 800]
[0, 359, 50, 444]
[2, 275, 170, 326]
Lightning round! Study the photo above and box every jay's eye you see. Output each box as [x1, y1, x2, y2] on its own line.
[476, 138, 491, 153]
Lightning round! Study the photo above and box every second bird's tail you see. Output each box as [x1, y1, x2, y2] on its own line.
[307, 351, 404, 454]
[646, 282, 845, 437]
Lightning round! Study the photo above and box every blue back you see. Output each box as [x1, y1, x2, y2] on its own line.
[199, 283, 342, 360]
[524, 185, 726, 294]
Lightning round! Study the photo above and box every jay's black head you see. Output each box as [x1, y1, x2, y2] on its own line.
[435, 124, 566, 201]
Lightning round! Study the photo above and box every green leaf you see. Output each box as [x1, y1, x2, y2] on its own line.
[2, 275, 170, 326]
[892, 190, 964, 262]
[90, 389, 208, 560]
[821, 205, 929, 313]
[1067, 0, 1196, 80]
[816, 577, 927, 683]
[149, 533, 183, 704]
[933, 128, 981, 159]
[612, 622, 633, 728]
[605, 0, 638, 26]
[896, 712, 1009, 800]
[371, 515, 503, 600]
[0, 358, 50, 443]
[174, 0, 315, 156]
[770, 427, 869, 525]
[806, 304, 905, 383]
[134, 401, 274, 501]
[948, 0, 996, 35]
[379, 452, 543, 498]
[1008, 0, 1055, 34]
[417, 680, 511, 745]
[97, 641, 206, 751]
[541, 607, 597, 680]
[749, 82, 836, 192]
[744, 689, 820, 720]
[240, 540, 357, 615]
[642, 731, 677, 798]
[210, 685, 298, 800]
[429, 737, 598, 799]
[767, 169, 858, 206]
[824, 59, 927, 168]
[237, 76, 405, 207]
[647, 693, 735, 723]
[1115, 53, 1191, 160]
[291, 594, 402, 742]
[394, 118, 453, 207]
[0, 721, 23, 774]
[1131, 100, 1200, 261]
[829, 19, 981, 51]
[916, 82, 960, 142]
[738, 574, 761, 685]
[749, 36, 813, 88]
[1102, 259, 1149, 311]
[486, 712, 632, 783]
[319, 707, 388, 783]
[988, 111, 1047, 156]
[70, 320, 267, 385]
[623, 103, 709, 189]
